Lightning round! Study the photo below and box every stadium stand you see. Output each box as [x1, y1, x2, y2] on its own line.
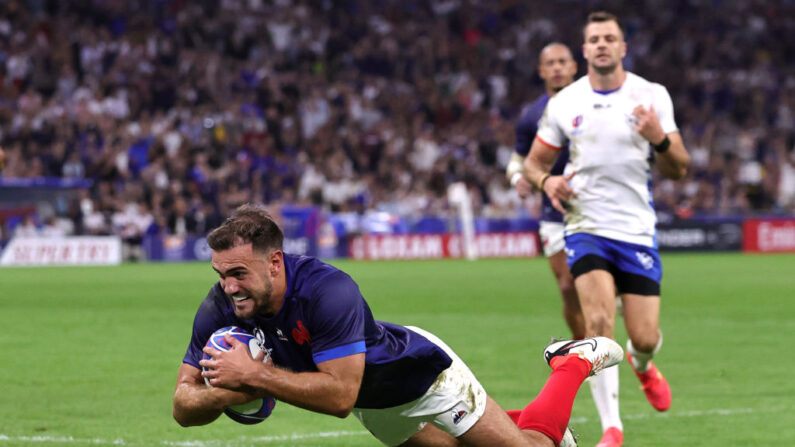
[1, 0, 794, 242]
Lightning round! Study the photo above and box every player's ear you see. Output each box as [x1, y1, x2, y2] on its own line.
[268, 250, 283, 275]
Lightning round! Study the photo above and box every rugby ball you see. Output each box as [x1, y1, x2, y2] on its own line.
[202, 326, 276, 424]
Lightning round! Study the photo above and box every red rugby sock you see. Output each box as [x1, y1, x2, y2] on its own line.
[515, 357, 590, 444]
[505, 409, 522, 424]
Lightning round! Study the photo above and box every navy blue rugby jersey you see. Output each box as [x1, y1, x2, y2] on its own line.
[183, 254, 452, 409]
[515, 93, 569, 223]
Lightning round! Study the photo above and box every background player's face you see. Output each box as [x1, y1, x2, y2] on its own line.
[538, 45, 577, 92]
[211, 243, 276, 319]
[582, 20, 626, 75]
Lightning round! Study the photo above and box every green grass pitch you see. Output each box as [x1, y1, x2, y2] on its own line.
[1, 252, 794, 446]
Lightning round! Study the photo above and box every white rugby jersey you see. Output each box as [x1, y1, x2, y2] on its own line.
[535, 72, 678, 247]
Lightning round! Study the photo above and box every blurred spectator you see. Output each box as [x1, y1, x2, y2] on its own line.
[14, 215, 39, 237]
[0, 0, 793, 247]
[167, 197, 198, 236]
[41, 215, 71, 237]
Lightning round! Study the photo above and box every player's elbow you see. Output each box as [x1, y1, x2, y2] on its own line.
[330, 407, 353, 419]
[173, 411, 194, 427]
[172, 401, 218, 427]
[173, 404, 202, 427]
[327, 396, 356, 418]
[173, 407, 196, 427]
[667, 166, 688, 180]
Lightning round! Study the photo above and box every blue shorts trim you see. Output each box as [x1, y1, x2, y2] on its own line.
[313, 341, 367, 364]
[565, 233, 662, 295]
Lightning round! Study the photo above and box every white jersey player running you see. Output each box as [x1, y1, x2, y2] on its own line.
[537, 70, 677, 247]
[523, 11, 690, 447]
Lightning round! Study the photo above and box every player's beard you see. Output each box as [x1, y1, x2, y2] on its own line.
[233, 280, 274, 319]
[254, 280, 275, 317]
[592, 61, 619, 76]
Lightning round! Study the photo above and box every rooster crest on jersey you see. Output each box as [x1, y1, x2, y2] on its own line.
[202, 326, 276, 424]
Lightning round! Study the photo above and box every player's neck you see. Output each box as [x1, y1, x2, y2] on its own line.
[588, 68, 626, 92]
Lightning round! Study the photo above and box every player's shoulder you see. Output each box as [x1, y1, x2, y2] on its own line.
[625, 71, 668, 92]
[287, 254, 358, 297]
[549, 76, 590, 104]
[517, 94, 550, 125]
[287, 253, 346, 282]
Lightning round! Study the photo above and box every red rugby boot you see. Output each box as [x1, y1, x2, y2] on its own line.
[627, 353, 671, 411]
[595, 426, 623, 447]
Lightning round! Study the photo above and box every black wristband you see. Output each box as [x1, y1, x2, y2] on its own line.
[653, 135, 670, 153]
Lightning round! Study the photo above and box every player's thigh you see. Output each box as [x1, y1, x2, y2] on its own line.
[399, 397, 551, 447]
[564, 233, 616, 306]
[548, 250, 574, 287]
[457, 396, 552, 447]
[621, 293, 660, 347]
[398, 423, 458, 447]
[573, 269, 616, 310]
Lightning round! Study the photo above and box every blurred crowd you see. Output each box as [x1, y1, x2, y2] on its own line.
[1, 0, 794, 241]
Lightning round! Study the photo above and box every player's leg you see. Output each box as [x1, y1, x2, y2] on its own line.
[564, 233, 624, 446]
[622, 294, 670, 411]
[387, 328, 620, 447]
[622, 294, 660, 353]
[381, 328, 553, 447]
[540, 221, 585, 339]
[451, 337, 623, 447]
[548, 250, 585, 339]
[612, 242, 670, 412]
[574, 276, 624, 447]
[399, 396, 554, 447]
[572, 269, 617, 338]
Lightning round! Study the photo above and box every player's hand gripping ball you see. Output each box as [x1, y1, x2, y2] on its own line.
[202, 326, 276, 424]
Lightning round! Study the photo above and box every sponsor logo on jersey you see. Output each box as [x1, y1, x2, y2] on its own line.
[252, 327, 274, 361]
[292, 320, 312, 345]
[452, 410, 468, 425]
[253, 327, 267, 347]
[276, 328, 288, 341]
[636, 251, 654, 270]
[572, 115, 583, 128]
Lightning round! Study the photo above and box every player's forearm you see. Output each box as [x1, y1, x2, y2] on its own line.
[523, 151, 554, 189]
[246, 366, 358, 418]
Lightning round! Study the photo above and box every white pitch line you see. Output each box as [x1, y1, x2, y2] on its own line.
[1, 406, 789, 446]
[569, 404, 789, 424]
[162, 430, 370, 446]
[0, 435, 127, 445]
[0, 431, 371, 446]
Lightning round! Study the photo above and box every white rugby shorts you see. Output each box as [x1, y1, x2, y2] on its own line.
[352, 326, 488, 446]
[539, 221, 566, 257]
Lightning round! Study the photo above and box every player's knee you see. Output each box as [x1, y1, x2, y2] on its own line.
[628, 333, 659, 353]
[586, 314, 614, 336]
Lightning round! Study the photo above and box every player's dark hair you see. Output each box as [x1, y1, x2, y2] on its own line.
[584, 11, 622, 37]
[538, 41, 572, 62]
[207, 204, 284, 254]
